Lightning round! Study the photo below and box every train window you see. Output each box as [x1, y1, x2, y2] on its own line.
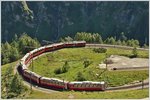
[93, 84, 96, 87]
[52, 80, 55, 84]
[96, 84, 99, 87]
[61, 82, 63, 86]
[75, 84, 78, 87]
[99, 84, 102, 87]
[85, 84, 88, 87]
[90, 84, 93, 87]
[74, 84, 76, 87]
[51, 80, 54, 84]
[58, 82, 61, 85]
[78, 84, 82, 87]
[86, 84, 90, 87]
[55, 81, 57, 84]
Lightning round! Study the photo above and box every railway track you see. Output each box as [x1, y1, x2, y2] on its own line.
[86, 44, 149, 51]
[106, 81, 149, 91]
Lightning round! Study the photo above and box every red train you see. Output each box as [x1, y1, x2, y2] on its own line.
[19, 41, 106, 91]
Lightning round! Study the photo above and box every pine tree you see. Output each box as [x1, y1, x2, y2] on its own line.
[120, 32, 127, 41]
[131, 47, 138, 58]
[75, 72, 86, 81]
[116, 39, 122, 45]
[109, 37, 116, 45]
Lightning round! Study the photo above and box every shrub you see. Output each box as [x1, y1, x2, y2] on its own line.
[83, 60, 92, 68]
[93, 48, 107, 53]
[130, 47, 138, 58]
[54, 61, 70, 74]
[75, 72, 86, 81]
[54, 67, 62, 74]
[61, 61, 70, 73]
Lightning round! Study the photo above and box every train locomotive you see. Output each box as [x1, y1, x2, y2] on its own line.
[18, 41, 106, 91]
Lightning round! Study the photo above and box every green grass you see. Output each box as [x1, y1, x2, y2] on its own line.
[1, 61, 18, 75]
[29, 47, 149, 86]
[107, 48, 149, 58]
[25, 88, 149, 99]
[1, 60, 149, 99]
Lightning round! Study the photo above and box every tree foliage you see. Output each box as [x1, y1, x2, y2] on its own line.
[93, 48, 107, 53]
[74, 32, 103, 43]
[54, 61, 70, 74]
[75, 72, 86, 81]
[83, 59, 92, 68]
[2, 66, 27, 99]
[1, 33, 41, 65]
[130, 47, 138, 58]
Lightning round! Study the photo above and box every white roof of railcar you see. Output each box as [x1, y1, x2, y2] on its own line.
[31, 71, 41, 77]
[69, 81, 105, 84]
[92, 81, 105, 84]
[24, 70, 41, 77]
[41, 76, 52, 80]
[21, 53, 30, 61]
[69, 82, 83, 84]
[38, 46, 45, 50]
[45, 44, 53, 48]
[30, 48, 39, 54]
[64, 41, 86, 44]
[22, 65, 27, 70]
[30, 46, 45, 54]
[73, 41, 86, 43]
[41, 77, 67, 82]
[50, 78, 64, 82]
[44, 43, 64, 48]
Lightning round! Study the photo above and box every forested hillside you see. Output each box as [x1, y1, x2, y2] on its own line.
[1, 1, 149, 45]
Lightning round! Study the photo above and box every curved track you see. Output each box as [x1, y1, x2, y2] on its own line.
[86, 44, 149, 51]
[106, 80, 149, 91]
[16, 43, 149, 93]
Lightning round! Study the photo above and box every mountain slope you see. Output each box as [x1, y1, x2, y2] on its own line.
[1, 1, 149, 45]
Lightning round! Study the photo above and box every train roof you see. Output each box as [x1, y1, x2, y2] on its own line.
[30, 46, 45, 54]
[38, 46, 45, 50]
[31, 71, 41, 77]
[45, 44, 54, 48]
[21, 53, 30, 61]
[64, 41, 86, 44]
[41, 77, 67, 82]
[69, 82, 83, 84]
[73, 41, 86, 43]
[50, 78, 65, 82]
[24, 70, 41, 77]
[40, 76, 51, 80]
[22, 65, 28, 70]
[69, 81, 105, 84]
[92, 81, 105, 84]
[30, 48, 39, 54]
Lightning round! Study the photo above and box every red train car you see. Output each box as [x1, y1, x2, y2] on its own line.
[68, 81, 106, 91]
[40, 77, 67, 90]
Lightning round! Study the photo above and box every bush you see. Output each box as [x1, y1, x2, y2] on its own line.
[62, 61, 70, 73]
[83, 60, 92, 68]
[93, 48, 107, 53]
[54, 67, 62, 74]
[75, 72, 86, 81]
[130, 47, 138, 58]
[54, 61, 70, 74]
